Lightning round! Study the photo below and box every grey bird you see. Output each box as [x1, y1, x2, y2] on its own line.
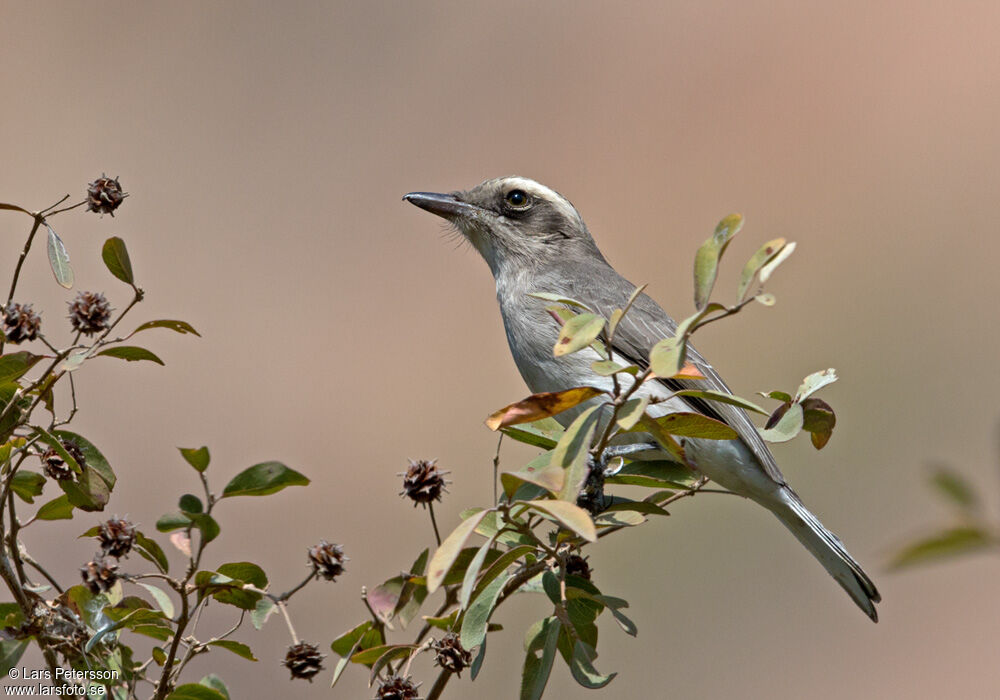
[404, 176, 880, 622]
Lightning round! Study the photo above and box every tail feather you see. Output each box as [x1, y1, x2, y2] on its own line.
[771, 488, 881, 622]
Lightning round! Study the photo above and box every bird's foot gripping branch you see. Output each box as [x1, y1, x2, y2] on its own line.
[331, 214, 845, 699]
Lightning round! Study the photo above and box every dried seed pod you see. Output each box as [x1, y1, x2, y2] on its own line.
[400, 459, 449, 507]
[308, 540, 348, 581]
[432, 633, 473, 677]
[375, 674, 421, 699]
[98, 518, 137, 559]
[86, 175, 127, 216]
[68, 291, 112, 336]
[2, 303, 41, 344]
[80, 555, 118, 594]
[284, 641, 324, 681]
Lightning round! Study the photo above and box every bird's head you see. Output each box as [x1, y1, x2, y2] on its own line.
[404, 176, 603, 276]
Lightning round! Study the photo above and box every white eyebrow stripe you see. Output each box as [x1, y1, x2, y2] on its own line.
[503, 176, 583, 226]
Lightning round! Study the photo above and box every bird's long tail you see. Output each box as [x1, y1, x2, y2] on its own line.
[769, 487, 881, 622]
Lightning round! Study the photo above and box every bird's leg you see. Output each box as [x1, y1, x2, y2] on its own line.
[577, 442, 661, 515]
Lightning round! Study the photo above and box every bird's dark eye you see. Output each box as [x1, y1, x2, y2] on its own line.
[505, 189, 530, 209]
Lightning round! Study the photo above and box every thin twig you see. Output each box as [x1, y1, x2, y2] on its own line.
[427, 502, 442, 547]
[276, 601, 299, 645]
[43, 200, 87, 218]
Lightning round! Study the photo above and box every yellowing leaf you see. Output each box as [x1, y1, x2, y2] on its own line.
[485, 387, 605, 431]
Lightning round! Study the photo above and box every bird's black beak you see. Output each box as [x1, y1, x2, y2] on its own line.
[403, 192, 480, 220]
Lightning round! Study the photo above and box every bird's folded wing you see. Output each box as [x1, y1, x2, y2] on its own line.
[592, 287, 787, 487]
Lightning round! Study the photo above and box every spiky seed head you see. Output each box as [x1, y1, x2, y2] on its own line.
[432, 633, 473, 677]
[68, 292, 112, 336]
[308, 540, 348, 581]
[86, 175, 127, 216]
[2, 303, 41, 344]
[98, 518, 137, 559]
[284, 642, 324, 681]
[400, 459, 450, 507]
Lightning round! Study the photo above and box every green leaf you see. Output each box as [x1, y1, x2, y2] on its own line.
[469, 545, 536, 603]
[523, 500, 597, 542]
[606, 460, 698, 489]
[588, 593, 637, 636]
[671, 389, 768, 415]
[553, 313, 605, 357]
[207, 640, 257, 661]
[46, 224, 74, 289]
[179, 446, 210, 472]
[593, 510, 645, 528]
[95, 346, 165, 365]
[0, 351, 43, 383]
[217, 562, 268, 589]
[520, 617, 561, 700]
[651, 412, 738, 440]
[179, 493, 204, 513]
[35, 494, 74, 520]
[221, 461, 309, 498]
[486, 387, 604, 431]
[500, 417, 564, 450]
[649, 335, 687, 380]
[737, 237, 788, 301]
[427, 510, 490, 593]
[187, 512, 220, 544]
[759, 240, 796, 283]
[132, 319, 201, 336]
[889, 526, 995, 570]
[0, 639, 29, 677]
[0, 602, 24, 629]
[10, 470, 45, 503]
[471, 633, 488, 680]
[693, 213, 743, 309]
[59, 349, 88, 372]
[135, 532, 169, 573]
[461, 571, 509, 651]
[551, 405, 601, 502]
[251, 597, 276, 630]
[603, 500, 671, 518]
[194, 571, 260, 611]
[590, 359, 639, 377]
[439, 546, 504, 587]
[331, 620, 374, 657]
[928, 466, 979, 511]
[801, 397, 836, 449]
[102, 237, 135, 285]
[138, 583, 175, 618]
[165, 684, 228, 700]
[794, 368, 837, 402]
[501, 451, 563, 498]
[759, 403, 804, 443]
[156, 512, 192, 532]
[615, 396, 649, 431]
[198, 675, 229, 700]
[569, 641, 617, 689]
[53, 430, 115, 490]
[369, 646, 414, 685]
[460, 535, 498, 610]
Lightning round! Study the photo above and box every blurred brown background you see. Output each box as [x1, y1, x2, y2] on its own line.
[2, 1, 999, 698]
